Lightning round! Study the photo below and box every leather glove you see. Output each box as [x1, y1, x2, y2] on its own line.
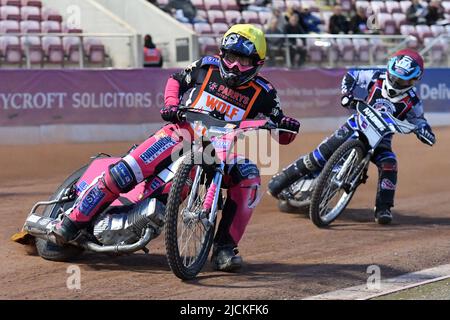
[341, 94, 354, 109]
[160, 105, 180, 123]
[279, 116, 300, 133]
[416, 124, 436, 146]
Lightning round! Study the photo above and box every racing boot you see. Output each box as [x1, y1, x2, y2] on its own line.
[374, 206, 393, 225]
[268, 161, 305, 199]
[211, 245, 243, 272]
[50, 215, 82, 245]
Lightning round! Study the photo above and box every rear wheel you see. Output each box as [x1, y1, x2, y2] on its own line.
[35, 166, 86, 261]
[310, 139, 366, 228]
[165, 152, 216, 280]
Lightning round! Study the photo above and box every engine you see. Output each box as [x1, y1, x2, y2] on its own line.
[93, 198, 166, 246]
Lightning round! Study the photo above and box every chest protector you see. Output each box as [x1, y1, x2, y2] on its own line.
[366, 79, 417, 120]
[187, 66, 262, 121]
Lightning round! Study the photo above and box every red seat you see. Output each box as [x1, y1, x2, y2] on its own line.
[385, 1, 402, 14]
[371, 1, 387, 13]
[41, 20, 61, 33]
[415, 24, 433, 42]
[224, 10, 242, 25]
[353, 38, 370, 62]
[211, 23, 229, 35]
[220, 0, 239, 11]
[399, 1, 411, 14]
[0, 36, 22, 64]
[191, 0, 206, 11]
[21, 0, 42, 8]
[63, 36, 82, 63]
[194, 22, 213, 35]
[1, 0, 21, 6]
[0, 20, 20, 33]
[258, 11, 272, 25]
[20, 20, 40, 33]
[0, 6, 21, 20]
[42, 36, 64, 64]
[198, 36, 219, 56]
[204, 0, 221, 10]
[377, 13, 397, 35]
[84, 38, 105, 64]
[21, 6, 41, 21]
[21, 35, 43, 64]
[392, 13, 407, 30]
[241, 10, 259, 24]
[42, 7, 62, 22]
[208, 10, 226, 24]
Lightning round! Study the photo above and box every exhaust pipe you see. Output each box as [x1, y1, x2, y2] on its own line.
[80, 227, 154, 254]
[24, 214, 155, 254]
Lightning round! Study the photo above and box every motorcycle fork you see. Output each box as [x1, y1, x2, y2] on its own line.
[202, 163, 225, 230]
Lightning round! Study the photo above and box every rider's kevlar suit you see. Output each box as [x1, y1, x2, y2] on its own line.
[272, 69, 431, 212]
[63, 56, 296, 252]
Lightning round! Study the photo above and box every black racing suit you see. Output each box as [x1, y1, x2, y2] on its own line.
[270, 69, 433, 211]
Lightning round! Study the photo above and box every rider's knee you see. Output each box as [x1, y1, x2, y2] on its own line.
[106, 160, 138, 194]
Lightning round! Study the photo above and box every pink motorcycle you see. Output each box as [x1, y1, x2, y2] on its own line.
[12, 108, 292, 276]
[164, 109, 294, 280]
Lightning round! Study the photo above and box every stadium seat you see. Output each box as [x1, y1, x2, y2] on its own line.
[204, 0, 221, 10]
[370, 1, 387, 13]
[336, 38, 354, 62]
[180, 22, 194, 30]
[196, 10, 208, 22]
[306, 38, 326, 63]
[208, 10, 226, 24]
[220, 0, 239, 11]
[400, 25, 419, 48]
[377, 13, 397, 35]
[211, 22, 229, 35]
[21, 35, 43, 64]
[21, 6, 41, 21]
[392, 13, 407, 30]
[415, 24, 433, 42]
[62, 22, 83, 33]
[198, 36, 219, 56]
[0, 35, 22, 64]
[42, 36, 64, 64]
[258, 11, 271, 25]
[355, 1, 370, 12]
[41, 20, 61, 33]
[241, 10, 259, 24]
[191, 0, 206, 11]
[0, 20, 20, 33]
[20, 20, 40, 33]
[194, 22, 213, 35]
[42, 7, 63, 22]
[369, 38, 388, 63]
[63, 36, 82, 64]
[423, 37, 447, 63]
[224, 10, 242, 25]
[84, 38, 105, 64]
[443, 2, 450, 14]
[385, 1, 402, 14]
[430, 25, 445, 37]
[399, 1, 412, 14]
[352, 38, 370, 62]
[0, 6, 21, 20]
[1, 0, 20, 6]
[21, 0, 43, 8]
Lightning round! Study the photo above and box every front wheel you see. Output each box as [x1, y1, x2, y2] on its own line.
[310, 139, 367, 228]
[165, 152, 216, 280]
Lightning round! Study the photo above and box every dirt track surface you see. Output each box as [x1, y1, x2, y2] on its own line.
[1, 128, 450, 300]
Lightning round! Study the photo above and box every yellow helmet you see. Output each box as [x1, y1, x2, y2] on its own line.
[219, 24, 266, 87]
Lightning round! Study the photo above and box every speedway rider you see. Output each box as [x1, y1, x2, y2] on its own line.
[51, 24, 300, 272]
[268, 49, 436, 225]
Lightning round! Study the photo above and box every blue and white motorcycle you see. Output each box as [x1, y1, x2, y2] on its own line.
[279, 98, 434, 227]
